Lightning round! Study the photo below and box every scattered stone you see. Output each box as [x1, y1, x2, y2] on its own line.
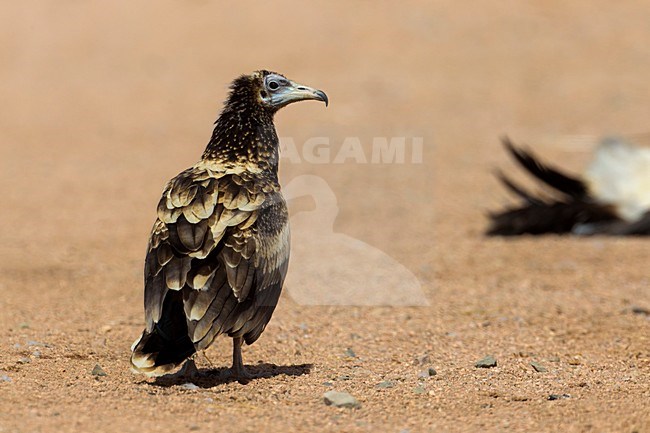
[204, 397, 214, 403]
[548, 357, 560, 363]
[32, 350, 41, 358]
[631, 306, 650, 316]
[376, 381, 394, 389]
[413, 386, 426, 395]
[337, 375, 351, 381]
[548, 393, 571, 400]
[344, 348, 356, 358]
[27, 341, 51, 348]
[417, 368, 437, 379]
[18, 322, 30, 329]
[13, 343, 21, 349]
[17, 357, 31, 364]
[415, 354, 431, 365]
[0, 375, 11, 382]
[91, 364, 107, 377]
[475, 356, 497, 368]
[189, 424, 200, 431]
[322, 381, 334, 387]
[530, 361, 547, 373]
[323, 391, 360, 409]
[180, 382, 200, 391]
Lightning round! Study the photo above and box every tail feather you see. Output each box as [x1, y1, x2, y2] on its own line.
[502, 136, 588, 199]
[495, 169, 547, 206]
[130, 290, 195, 376]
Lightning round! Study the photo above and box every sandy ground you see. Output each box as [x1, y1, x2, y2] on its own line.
[1, 1, 649, 432]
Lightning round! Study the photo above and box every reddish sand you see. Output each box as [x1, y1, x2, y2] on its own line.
[0, 1, 649, 432]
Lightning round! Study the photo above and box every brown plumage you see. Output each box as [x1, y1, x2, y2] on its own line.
[131, 71, 328, 382]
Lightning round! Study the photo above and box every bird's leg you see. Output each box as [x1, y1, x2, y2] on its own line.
[230, 336, 253, 384]
[201, 350, 215, 369]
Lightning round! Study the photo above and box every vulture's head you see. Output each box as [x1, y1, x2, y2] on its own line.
[226, 70, 328, 114]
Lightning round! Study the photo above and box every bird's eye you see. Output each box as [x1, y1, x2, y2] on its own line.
[268, 81, 280, 91]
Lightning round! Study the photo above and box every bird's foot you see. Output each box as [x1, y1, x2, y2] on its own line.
[225, 365, 254, 384]
[172, 359, 203, 381]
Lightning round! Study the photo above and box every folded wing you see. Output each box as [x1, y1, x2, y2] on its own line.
[132, 164, 289, 374]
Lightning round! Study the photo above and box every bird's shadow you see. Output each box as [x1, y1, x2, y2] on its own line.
[148, 363, 312, 389]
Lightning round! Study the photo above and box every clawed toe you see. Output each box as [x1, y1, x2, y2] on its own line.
[174, 359, 203, 380]
[224, 367, 253, 384]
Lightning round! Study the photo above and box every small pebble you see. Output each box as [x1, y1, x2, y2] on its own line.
[413, 386, 426, 395]
[0, 375, 11, 382]
[17, 357, 31, 364]
[548, 393, 571, 400]
[416, 354, 431, 365]
[27, 341, 51, 348]
[531, 361, 547, 373]
[91, 364, 107, 377]
[344, 348, 356, 358]
[337, 375, 351, 381]
[322, 381, 334, 387]
[32, 350, 41, 358]
[323, 390, 360, 409]
[631, 306, 650, 316]
[475, 355, 497, 368]
[417, 368, 437, 378]
[376, 381, 394, 389]
[19, 322, 30, 329]
[180, 382, 200, 391]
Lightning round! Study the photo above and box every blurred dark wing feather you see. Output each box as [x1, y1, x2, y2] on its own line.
[502, 137, 588, 199]
[487, 138, 621, 235]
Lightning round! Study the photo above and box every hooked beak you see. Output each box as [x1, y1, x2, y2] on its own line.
[271, 81, 328, 108]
